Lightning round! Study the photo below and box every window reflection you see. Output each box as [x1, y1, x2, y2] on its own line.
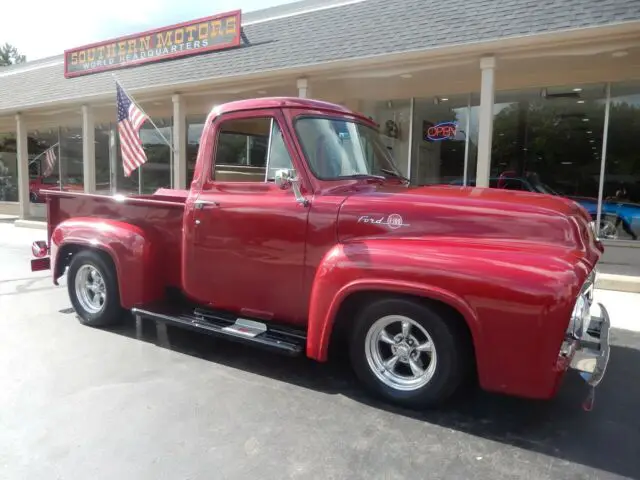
[139, 119, 172, 193]
[115, 117, 173, 194]
[95, 124, 112, 194]
[59, 127, 84, 193]
[490, 84, 607, 230]
[361, 99, 412, 177]
[603, 83, 640, 241]
[0, 133, 18, 202]
[412, 95, 479, 186]
[187, 115, 206, 185]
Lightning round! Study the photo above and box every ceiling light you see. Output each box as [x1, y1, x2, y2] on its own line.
[590, 139, 594, 143]
[612, 51, 628, 58]
[400, 73, 412, 79]
[441, 98, 449, 101]
[562, 161, 573, 165]
[582, 118, 589, 122]
[573, 88, 583, 92]
[587, 130, 592, 134]
[577, 100, 585, 104]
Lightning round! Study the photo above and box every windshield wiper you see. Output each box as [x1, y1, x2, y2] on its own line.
[380, 168, 410, 183]
[344, 174, 386, 181]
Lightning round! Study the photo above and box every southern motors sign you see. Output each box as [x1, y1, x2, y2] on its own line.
[64, 10, 242, 78]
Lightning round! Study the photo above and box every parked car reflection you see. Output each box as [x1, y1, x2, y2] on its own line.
[449, 171, 640, 241]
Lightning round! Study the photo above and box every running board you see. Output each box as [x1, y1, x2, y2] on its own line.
[131, 302, 306, 357]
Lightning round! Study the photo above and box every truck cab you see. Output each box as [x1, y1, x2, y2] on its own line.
[32, 97, 611, 410]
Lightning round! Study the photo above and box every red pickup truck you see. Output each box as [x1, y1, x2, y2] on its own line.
[31, 97, 610, 409]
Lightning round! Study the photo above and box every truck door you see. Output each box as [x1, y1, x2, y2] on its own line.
[183, 109, 310, 325]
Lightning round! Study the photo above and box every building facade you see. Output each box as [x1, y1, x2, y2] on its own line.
[1, 0, 640, 266]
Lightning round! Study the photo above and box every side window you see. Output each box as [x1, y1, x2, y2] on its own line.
[213, 116, 294, 183]
[213, 117, 271, 183]
[266, 122, 294, 181]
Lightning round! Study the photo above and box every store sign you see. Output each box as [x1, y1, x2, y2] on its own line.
[424, 121, 457, 142]
[64, 10, 242, 78]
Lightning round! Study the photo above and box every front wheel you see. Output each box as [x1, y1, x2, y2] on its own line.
[350, 297, 470, 409]
[67, 250, 124, 327]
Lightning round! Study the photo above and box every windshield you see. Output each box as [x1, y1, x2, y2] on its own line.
[294, 116, 404, 181]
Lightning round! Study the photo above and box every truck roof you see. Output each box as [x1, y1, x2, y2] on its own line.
[211, 96, 374, 124]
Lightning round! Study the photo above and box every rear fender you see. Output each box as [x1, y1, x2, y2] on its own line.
[51, 217, 160, 308]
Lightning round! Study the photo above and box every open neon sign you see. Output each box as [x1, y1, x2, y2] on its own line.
[425, 122, 457, 141]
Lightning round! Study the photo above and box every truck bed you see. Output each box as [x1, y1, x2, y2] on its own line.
[42, 188, 187, 289]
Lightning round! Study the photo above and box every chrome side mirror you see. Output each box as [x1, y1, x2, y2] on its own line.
[274, 168, 309, 207]
[274, 168, 293, 190]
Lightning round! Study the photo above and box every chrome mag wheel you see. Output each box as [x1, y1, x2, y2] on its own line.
[74, 264, 107, 314]
[364, 314, 438, 391]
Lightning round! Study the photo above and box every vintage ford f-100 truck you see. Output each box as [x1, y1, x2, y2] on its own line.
[30, 97, 610, 409]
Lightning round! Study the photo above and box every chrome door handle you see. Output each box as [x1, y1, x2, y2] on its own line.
[194, 199, 220, 209]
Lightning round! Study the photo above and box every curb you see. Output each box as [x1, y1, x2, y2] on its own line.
[14, 219, 47, 230]
[596, 273, 640, 294]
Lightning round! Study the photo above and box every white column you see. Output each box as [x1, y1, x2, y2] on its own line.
[475, 56, 496, 188]
[172, 94, 187, 189]
[82, 105, 96, 193]
[15, 113, 29, 219]
[297, 78, 310, 99]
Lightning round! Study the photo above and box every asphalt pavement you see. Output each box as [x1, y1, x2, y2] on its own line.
[1, 223, 639, 480]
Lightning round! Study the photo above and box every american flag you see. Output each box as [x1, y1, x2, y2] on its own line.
[116, 81, 149, 177]
[42, 146, 57, 177]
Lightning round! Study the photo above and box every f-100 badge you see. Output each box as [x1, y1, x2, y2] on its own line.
[357, 214, 410, 230]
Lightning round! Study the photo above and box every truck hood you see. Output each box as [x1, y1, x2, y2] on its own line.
[336, 184, 601, 265]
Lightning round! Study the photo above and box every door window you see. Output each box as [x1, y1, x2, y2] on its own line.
[213, 117, 293, 183]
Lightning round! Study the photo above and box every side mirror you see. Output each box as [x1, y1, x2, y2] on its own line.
[273, 168, 309, 207]
[274, 168, 294, 190]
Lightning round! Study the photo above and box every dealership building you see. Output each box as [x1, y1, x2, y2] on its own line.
[1, 0, 640, 269]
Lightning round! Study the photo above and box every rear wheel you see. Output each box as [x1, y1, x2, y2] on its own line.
[67, 250, 124, 327]
[349, 297, 470, 409]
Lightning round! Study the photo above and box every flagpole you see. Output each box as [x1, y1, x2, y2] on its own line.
[28, 142, 60, 165]
[111, 73, 175, 154]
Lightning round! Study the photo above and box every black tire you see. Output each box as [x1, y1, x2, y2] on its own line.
[67, 249, 124, 327]
[349, 297, 470, 409]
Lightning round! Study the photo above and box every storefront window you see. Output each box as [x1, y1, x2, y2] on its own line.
[139, 118, 173, 193]
[411, 95, 479, 186]
[27, 129, 62, 202]
[0, 133, 18, 202]
[95, 124, 112, 194]
[491, 83, 606, 209]
[114, 117, 173, 194]
[602, 82, 640, 241]
[360, 99, 412, 177]
[187, 115, 206, 185]
[59, 127, 84, 192]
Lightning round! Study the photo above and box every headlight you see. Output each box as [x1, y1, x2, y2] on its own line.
[567, 294, 590, 339]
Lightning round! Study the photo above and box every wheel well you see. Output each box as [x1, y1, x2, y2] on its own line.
[329, 290, 477, 372]
[56, 244, 117, 280]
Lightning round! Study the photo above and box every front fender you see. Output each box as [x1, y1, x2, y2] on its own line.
[307, 238, 591, 398]
[51, 217, 160, 308]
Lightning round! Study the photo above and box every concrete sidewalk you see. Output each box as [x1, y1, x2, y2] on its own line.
[5, 219, 640, 293]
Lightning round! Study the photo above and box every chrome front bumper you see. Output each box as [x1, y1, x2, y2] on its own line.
[569, 302, 611, 389]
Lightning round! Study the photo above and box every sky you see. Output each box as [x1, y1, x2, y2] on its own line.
[2, 0, 298, 61]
